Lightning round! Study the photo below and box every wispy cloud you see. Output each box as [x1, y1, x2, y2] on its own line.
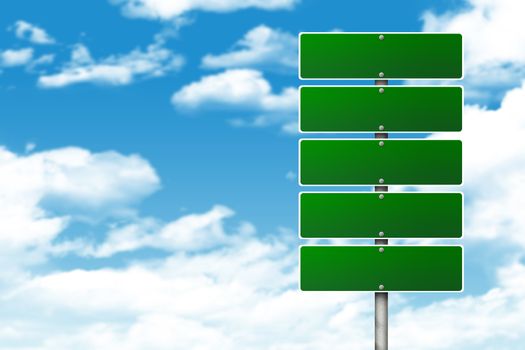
[72, 205, 257, 257]
[39, 39, 184, 88]
[110, 0, 299, 21]
[12, 20, 56, 45]
[172, 69, 297, 132]
[201, 25, 297, 72]
[28, 53, 55, 68]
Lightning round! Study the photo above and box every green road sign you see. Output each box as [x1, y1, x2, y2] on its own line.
[300, 86, 463, 133]
[299, 139, 462, 185]
[300, 192, 463, 239]
[299, 33, 462, 79]
[300, 245, 463, 292]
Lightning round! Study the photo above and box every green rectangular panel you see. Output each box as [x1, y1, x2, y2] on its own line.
[300, 192, 463, 238]
[300, 33, 462, 79]
[300, 86, 463, 132]
[300, 246, 463, 292]
[299, 140, 462, 185]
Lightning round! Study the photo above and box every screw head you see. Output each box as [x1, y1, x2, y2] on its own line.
[379, 88, 384, 94]
[379, 72, 385, 78]
[379, 125, 385, 131]
[379, 284, 385, 290]
[379, 231, 385, 237]
[379, 247, 384, 253]
[379, 194, 384, 200]
[379, 141, 384, 147]
[379, 34, 384, 41]
[379, 178, 385, 184]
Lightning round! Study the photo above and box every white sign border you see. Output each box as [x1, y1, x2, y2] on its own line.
[298, 244, 465, 293]
[298, 32, 465, 81]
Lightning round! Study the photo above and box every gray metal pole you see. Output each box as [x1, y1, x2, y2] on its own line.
[374, 79, 388, 350]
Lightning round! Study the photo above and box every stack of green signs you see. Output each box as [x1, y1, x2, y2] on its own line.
[298, 33, 464, 292]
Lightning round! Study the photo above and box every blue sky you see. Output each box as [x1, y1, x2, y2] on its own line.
[0, 0, 459, 234]
[0, 0, 524, 349]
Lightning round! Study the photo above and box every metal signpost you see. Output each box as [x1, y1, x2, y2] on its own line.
[297, 32, 463, 350]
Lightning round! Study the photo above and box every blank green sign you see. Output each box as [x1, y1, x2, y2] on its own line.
[299, 140, 462, 185]
[300, 86, 462, 132]
[300, 192, 462, 238]
[300, 33, 462, 79]
[300, 246, 463, 292]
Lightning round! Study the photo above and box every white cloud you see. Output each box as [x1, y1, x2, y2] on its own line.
[389, 261, 525, 349]
[39, 41, 184, 88]
[110, 0, 299, 21]
[0, 49, 53, 72]
[172, 69, 294, 110]
[30, 54, 55, 67]
[424, 82, 525, 248]
[201, 25, 297, 71]
[78, 205, 250, 257]
[1, 2, 524, 343]
[394, 82, 525, 248]
[172, 69, 297, 132]
[3, 219, 372, 350]
[36, 148, 160, 208]
[4, 209, 525, 349]
[13, 20, 56, 45]
[39, 63, 133, 88]
[71, 44, 93, 65]
[0, 48, 34, 67]
[24, 143, 36, 153]
[421, 0, 525, 103]
[0, 107, 524, 348]
[0, 146, 159, 276]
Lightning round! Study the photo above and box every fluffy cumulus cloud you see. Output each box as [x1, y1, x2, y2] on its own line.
[110, 0, 299, 21]
[12, 20, 56, 45]
[172, 69, 297, 132]
[38, 40, 184, 88]
[0, 48, 34, 67]
[421, 0, 525, 104]
[201, 25, 297, 71]
[0, 146, 159, 277]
